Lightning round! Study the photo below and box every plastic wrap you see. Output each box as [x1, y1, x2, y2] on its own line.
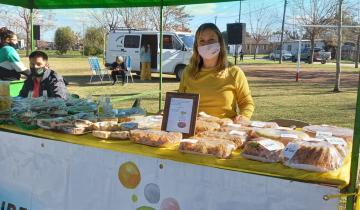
[253, 128, 310, 145]
[93, 130, 130, 140]
[195, 120, 221, 134]
[303, 125, 353, 143]
[241, 138, 285, 163]
[198, 112, 233, 126]
[92, 121, 120, 131]
[179, 138, 236, 159]
[130, 130, 182, 147]
[196, 130, 248, 149]
[282, 140, 344, 172]
[131, 115, 162, 130]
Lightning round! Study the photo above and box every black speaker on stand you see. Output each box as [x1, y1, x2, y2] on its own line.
[227, 23, 246, 64]
[33, 25, 40, 49]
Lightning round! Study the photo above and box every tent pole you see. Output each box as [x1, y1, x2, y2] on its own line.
[159, 2, 164, 111]
[346, 72, 360, 210]
[30, 8, 35, 52]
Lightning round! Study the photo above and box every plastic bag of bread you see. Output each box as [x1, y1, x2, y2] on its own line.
[198, 112, 233, 126]
[195, 120, 221, 134]
[253, 128, 309, 146]
[282, 140, 343, 172]
[235, 118, 279, 129]
[241, 138, 285, 163]
[92, 121, 120, 131]
[179, 138, 236, 159]
[196, 130, 247, 149]
[130, 130, 182, 147]
[93, 130, 130, 140]
[132, 115, 162, 130]
[305, 136, 349, 158]
[303, 125, 353, 143]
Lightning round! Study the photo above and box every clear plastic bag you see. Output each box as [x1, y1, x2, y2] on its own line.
[130, 129, 182, 147]
[196, 130, 248, 149]
[303, 125, 353, 143]
[241, 138, 285, 163]
[179, 138, 236, 159]
[195, 120, 221, 134]
[253, 128, 310, 146]
[282, 140, 344, 172]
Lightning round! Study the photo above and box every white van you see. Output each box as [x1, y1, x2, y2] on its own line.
[105, 29, 194, 80]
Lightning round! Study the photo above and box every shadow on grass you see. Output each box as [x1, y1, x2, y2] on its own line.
[64, 74, 179, 87]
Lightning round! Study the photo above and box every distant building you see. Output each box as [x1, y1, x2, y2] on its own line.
[228, 37, 276, 55]
[36, 40, 55, 50]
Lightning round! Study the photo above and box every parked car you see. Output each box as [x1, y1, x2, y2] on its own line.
[292, 47, 331, 64]
[269, 50, 293, 60]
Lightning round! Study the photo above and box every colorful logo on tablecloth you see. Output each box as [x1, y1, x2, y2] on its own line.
[118, 162, 181, 210]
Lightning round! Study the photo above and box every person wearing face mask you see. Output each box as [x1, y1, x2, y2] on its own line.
[110, 56, 127, 85]
[179, 23, 255, 121]
[19, 51, 68, 99]
[140, 43, 152, 81]
[0, 27, 30, 80]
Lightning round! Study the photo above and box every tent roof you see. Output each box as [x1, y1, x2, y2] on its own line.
[0, 0, 239, 9]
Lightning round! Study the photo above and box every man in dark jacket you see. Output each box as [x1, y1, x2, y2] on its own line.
[19, 51, 68, 99]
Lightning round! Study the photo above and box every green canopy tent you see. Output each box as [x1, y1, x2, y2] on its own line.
[1, 1, 360, 209]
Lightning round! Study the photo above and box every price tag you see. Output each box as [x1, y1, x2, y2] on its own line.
[181, 139, 198, 144]
[283, 143, 300, 159]
[258, 139, 283, 151]
[229, 130, 246, 136]
[251, 121, 266, 128]
[325, 137, 347, 146]
[316, 131, 332, 138]
[280, 133, 298, 139]
[226, 123, 242, 129]
[304, 137, 325, 142]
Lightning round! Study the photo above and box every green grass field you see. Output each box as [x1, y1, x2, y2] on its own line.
[20, 56, 359, 128]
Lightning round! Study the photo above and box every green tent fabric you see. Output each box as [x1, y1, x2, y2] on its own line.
[0, 0, 238, 9]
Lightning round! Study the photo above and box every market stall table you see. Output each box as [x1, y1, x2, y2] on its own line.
[0, 124, 350, 210]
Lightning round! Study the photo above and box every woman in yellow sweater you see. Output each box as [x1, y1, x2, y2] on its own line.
[179, 23, 255, 121]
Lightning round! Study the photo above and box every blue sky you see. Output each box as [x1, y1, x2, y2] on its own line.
[1, 0, 359, 41]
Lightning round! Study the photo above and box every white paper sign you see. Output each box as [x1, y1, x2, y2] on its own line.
[181, 139, 199, 144]
[283, 143, 300, 159]
[280, 134, 298, 139]
[304, 137, 325, 142]
[167, 98, 193, 133]
[316, 131, 333, 138]
[251, 121, 266, 128]
[258, 139, 283, 151]
[325, 137, 347, 146]
[229, 130, 246, 136]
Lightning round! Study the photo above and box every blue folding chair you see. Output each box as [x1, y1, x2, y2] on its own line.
[88, 57, 110, 83]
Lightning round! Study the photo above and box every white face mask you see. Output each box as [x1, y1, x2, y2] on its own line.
[198, 43, 220, 60]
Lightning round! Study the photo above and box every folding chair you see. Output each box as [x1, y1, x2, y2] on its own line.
[88, 57, 110, 83]
[116, 56, 134, 84]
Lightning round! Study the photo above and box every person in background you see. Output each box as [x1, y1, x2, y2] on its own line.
[0, 27, 29, 80]
[110, 56, 126, 85]
[19, 51, 68, 99]
[140, 44, 152, 81]
[240, 49, 244, 61]
[179, 23, 255, 121]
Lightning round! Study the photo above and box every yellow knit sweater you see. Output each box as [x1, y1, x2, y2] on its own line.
[178, 65, 255, 119]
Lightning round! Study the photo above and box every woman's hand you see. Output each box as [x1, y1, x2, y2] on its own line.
[233, 115, 250, 124]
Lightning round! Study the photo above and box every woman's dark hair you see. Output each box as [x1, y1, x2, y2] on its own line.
[0, 27, 15, 43]
[29, 51, 48, 61]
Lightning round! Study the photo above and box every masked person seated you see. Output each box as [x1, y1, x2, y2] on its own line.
[19, 51, 68, 99]
[0, 27, 29, 80]
[110, 56, 127, 85]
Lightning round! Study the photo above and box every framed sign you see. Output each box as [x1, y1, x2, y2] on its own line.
[161, 92, 199, 138]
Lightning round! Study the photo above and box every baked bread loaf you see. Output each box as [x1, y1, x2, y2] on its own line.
[303, 125, 353, 143]
[196, 130, 247, 149]
[130, 130, 182, 147]
[282, 140, 343, 172]
[92, 121, 120, 131]
[179, 138, 236, 159]
[253, 128, 309, 146]
[195, 120, 221, 134]
[241, 138, 285, 162]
